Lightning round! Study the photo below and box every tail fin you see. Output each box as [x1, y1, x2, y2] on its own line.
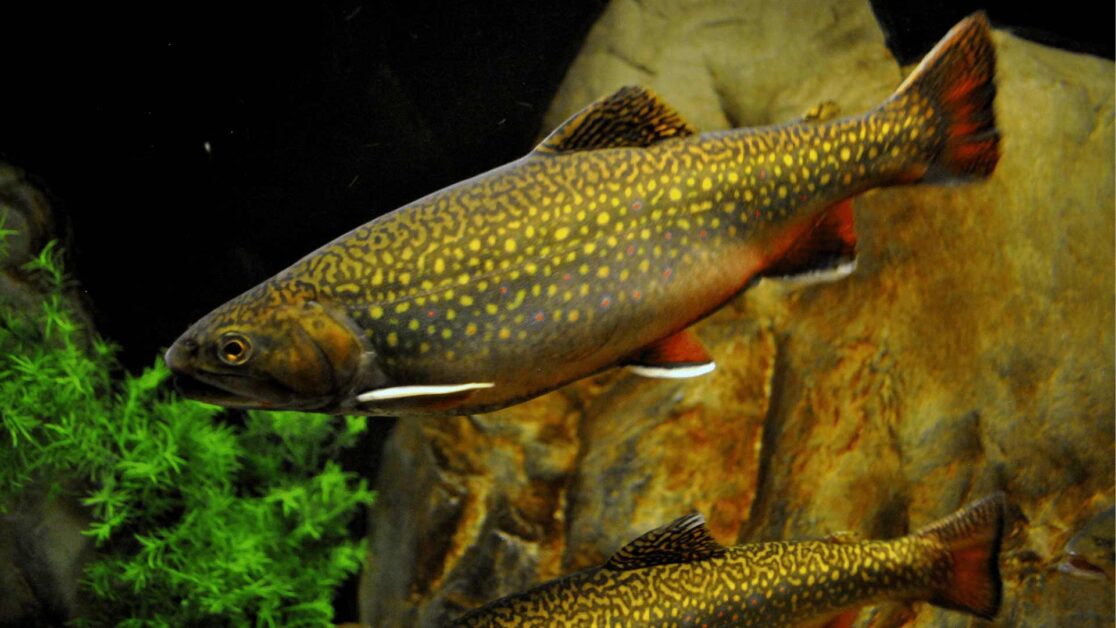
[888, 12, 1000, 181]
[915, 492, 1006, 619]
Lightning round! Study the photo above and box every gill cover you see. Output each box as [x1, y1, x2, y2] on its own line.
[262, 300, 364, 398]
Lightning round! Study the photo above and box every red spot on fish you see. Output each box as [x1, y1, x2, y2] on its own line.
[664, 231, 672, 240]
[699, 229, 708, 239]
[754, 209, 761, 219]
[499, 286, 508, 295]
[632, 200, 643, 211]
[427, 309, 437, 318]
[758, 168, 767, 180]
[663, 268, 673, 280]
[563, 273, 572, 281]
[534, 311, 544, 322]
[799, 193, 809, 202]
[600, 297, 611, 309]
[632, 290, 642, 300]
[626, 244, 636, 255]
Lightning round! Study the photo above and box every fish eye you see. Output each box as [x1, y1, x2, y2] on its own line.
[217, 333, 252, 365]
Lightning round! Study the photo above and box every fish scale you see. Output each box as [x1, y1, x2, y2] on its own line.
[166, 12, 998, 416]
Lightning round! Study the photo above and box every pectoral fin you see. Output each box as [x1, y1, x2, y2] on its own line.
[356, 382, 494, 402]
[821, 610, 860, 628]
[626, 329, 715, 379]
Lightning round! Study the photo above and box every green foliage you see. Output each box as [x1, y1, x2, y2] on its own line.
[0, 228, 375, 626]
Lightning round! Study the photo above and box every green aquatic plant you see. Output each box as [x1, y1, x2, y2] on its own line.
[0, 230, 375, 626]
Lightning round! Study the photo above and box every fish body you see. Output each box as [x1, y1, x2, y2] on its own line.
[166, 14, 999, 416]
[452, 494, 1006, 627]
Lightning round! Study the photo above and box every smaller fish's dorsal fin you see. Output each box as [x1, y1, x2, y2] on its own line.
[535, 86, 697, 154]
[605, 513, 726, 571]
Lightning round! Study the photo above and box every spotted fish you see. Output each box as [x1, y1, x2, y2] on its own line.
[165, 14, 999, 416]
[451, 494, 1006, 627]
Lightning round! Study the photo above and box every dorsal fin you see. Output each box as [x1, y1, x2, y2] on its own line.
[605, 513, 726, 571]
[535, 86, 697, 154]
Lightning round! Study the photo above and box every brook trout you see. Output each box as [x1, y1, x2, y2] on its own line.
[452, 494, 1006, 627]
[166, 14, 999, 416]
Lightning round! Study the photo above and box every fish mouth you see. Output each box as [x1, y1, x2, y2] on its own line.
[1058, 554, 1109, 580]
[171, 371, 275, 409]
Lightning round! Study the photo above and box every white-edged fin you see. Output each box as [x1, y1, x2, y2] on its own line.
[356, 382, 494, 402]
[627, 362, 716, 379]
[780, 258, 857, 290]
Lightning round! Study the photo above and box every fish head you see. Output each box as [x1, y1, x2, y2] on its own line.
[165, 287, 367, 412]
[1059, 506, 1116, 581]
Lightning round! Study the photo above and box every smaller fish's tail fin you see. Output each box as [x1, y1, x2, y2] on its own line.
[884, 11, 1000, 182]
[916, 492, 1006, 619]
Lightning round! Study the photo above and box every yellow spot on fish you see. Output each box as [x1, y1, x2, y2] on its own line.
[778, 186, 787, 199]
[441, 328, 452, 339]
[597, 212, 610, 225]
[408, 319, 420, 331]
[701, 177, 712, 191]
[386, 332, 398, 347]
[597, 266, 609, 278]
[433, 258, 445, 273]
[840, 147, 851, 161]
[486, 304, 498, 315]
[728, 172, 738, 183]
[369, 305, 383, 319]
[669, 188, 682, 201]
[568, 309, 580, 322]
[498, 327, 511, 340]
[460, 295, 474, 307]
[465, 322, 477, 336]
[394, 302, 410, 314]
[504, 239, 517, 253]
[555, 226, 570, 240]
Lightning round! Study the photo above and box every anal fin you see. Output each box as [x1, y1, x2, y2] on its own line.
[763, 198, 858, 281]
[626, 329, 715, 379]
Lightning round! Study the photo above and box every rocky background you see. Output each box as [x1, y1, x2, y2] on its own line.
[360, 1, 1115, 626]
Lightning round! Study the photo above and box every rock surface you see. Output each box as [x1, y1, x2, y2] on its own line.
[360, 1, 1115, 626]
[0, 165, 95, 626]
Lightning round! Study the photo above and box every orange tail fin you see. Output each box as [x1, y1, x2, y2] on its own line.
[916, 492, 1006, 619]
[888, 12, 1000, 181]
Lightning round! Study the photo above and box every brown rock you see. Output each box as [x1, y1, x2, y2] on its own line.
[361, 2, 1114, 626]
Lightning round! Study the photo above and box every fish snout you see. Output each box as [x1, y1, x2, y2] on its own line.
[165, 334, 200, 374]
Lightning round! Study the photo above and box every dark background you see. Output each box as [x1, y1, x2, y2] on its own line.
[0, 1, 1111, 622]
